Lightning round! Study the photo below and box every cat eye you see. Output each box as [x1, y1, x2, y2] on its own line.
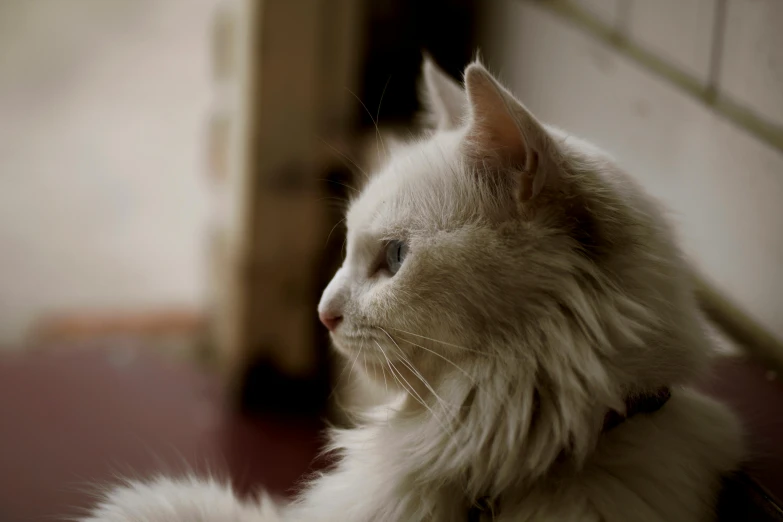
[385, 240, 408, 275]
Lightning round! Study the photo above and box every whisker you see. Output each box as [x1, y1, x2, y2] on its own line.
[374, 340, 453, 435]
[375, 75, 392, 163]
[377, 327, 474, 382]
[383, 327, 471, 350]
[317, 177, 360, 194]
[321, 203, 351, 214]
[403, 340, 475, 383]
[377, 350, 413, 410]
[385, 326, 515, 358]
[376, 76, 392, 128]
[379, 359, 390, 423]
[327, 352, 354, 402]
[376, 327, 462, 410]
[325, 217, 347, 247]
[347, 88, 387, 167]
[393, 350, 455, 414]
[374, 341, 426, 409]
[316, 196, 350, 207]
[316, 136, 370, 181]
[348, 343, 364, 388]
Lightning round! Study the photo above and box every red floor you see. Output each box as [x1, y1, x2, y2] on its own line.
[0, 348, 324, 522]
[0, 347, 780, 521]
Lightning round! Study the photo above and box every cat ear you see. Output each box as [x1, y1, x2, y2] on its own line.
[463, 62, 551, 202]
[420, 54, 466, 130]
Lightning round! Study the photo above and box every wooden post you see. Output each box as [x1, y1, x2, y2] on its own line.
[207, 0, 365, 412]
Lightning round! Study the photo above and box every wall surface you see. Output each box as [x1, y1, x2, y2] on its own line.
[0, 0, 220, 347]
[480, 0, 783, 347]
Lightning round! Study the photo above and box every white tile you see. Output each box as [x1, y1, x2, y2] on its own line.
[627, 0, 717, 85]
[481, 1, 783, 346]
[572, 0, 623, 28]
[720, 0, 783, 128]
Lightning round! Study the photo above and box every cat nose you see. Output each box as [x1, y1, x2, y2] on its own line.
[319, 312, 342, 332]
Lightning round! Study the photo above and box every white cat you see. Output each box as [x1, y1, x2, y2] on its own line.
[82, 58, 742, 522]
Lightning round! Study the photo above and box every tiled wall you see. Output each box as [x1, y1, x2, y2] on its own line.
[720, 0, 783, 129]
[625, 0, 717, 85]
[569, 0, 783, 141]
[480, 0, 783, 349]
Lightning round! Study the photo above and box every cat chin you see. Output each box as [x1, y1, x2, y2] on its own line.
[331, 331, 376, 354]
[330, 336, 412, 378]
[332, 338, 387, 364]
[330, 340, 369, 368]
[329, 335, 360, 358]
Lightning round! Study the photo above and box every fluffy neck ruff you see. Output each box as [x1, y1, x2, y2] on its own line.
[341, 359, 669, 509]
[336, 291, 671, 507]
[333, 357, 605, 507]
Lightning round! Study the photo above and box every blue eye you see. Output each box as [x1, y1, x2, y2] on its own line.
[385, 240, 408, 275]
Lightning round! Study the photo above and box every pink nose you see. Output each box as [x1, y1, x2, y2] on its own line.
[319, 312, 342, 332]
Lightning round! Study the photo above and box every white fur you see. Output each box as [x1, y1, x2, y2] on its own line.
[79, 476, 282, 522]
[81, 58, 742, 522]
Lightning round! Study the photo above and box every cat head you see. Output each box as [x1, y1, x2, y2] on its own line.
[319, 58, 707, 421]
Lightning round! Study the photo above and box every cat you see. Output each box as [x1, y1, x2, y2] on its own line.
[82, 57, 742, 522]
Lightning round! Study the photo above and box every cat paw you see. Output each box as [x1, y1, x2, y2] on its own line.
[80, 476, 282, 522]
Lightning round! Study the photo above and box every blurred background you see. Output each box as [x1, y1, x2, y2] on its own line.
[0, 0, 781, 520]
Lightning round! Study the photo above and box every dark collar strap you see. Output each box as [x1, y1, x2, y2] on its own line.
[603, 387, 671, 432]
[468, 497, 496, 522]
[467, 388, 672, 521]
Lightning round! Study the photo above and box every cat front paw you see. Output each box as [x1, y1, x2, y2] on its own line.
[81, 476, 282, 522]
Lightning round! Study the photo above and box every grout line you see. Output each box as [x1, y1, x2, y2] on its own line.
[615, 0, 632, 41]
[705, 0, 728, 102]
[538, 0, 783, 153]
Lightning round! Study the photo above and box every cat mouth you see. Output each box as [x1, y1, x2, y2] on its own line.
[331, 321, 381, 342]
[331, 331, 378, 351]
[331, 328, 403, 363]
[332, 330, 375, 344]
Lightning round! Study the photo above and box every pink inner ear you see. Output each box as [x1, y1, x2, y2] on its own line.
[519, 150, 541, 202]
[464, 64, 548, 201]
[465, 68, 530, 168]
